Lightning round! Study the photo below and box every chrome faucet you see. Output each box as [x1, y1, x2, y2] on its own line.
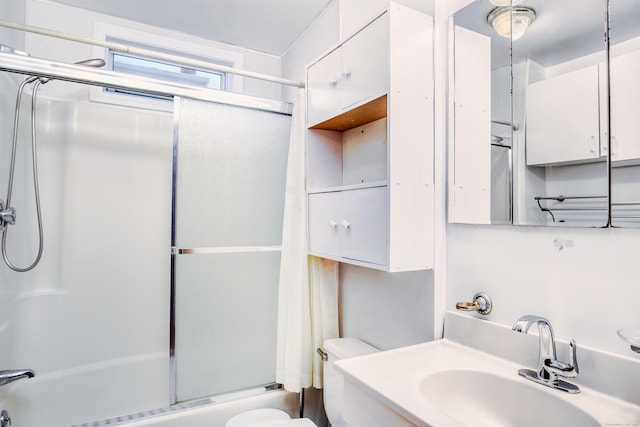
[0, 369, 35, 387]
[512, 315, 579, 393]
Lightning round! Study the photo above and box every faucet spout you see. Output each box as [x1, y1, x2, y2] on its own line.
[0, 369, 35, 386]
[512, 315, 558, 378]
[512, 315, 579, 393]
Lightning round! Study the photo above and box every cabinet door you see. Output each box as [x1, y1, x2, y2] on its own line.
[340, 187, 387, 266]
[340, 13, 389, 110]
[307, 47, 342, 127]
[526, 64, 601, 165]
[610, 50, 640, 163]
[308, 192, 341, 257]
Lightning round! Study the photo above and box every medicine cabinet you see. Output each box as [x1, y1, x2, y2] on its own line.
[449, 0, 640, 228]
[306, 3, 434, 272]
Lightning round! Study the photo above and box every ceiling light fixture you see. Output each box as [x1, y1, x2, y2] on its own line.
[488, 6, 536, 41]
[489, 0, 523, 6]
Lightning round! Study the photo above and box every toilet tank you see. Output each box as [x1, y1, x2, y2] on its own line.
[322, 338, 379, 427]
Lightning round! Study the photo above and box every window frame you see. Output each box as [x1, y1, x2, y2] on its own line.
[91, 22, 244, 111]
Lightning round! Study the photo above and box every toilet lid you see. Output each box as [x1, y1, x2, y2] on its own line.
[251, 419, 317, 427]
[225, 409, 291, 427]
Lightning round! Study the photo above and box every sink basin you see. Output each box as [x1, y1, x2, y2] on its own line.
[335, 314, 640, 427]
[419, 370, 600, 427]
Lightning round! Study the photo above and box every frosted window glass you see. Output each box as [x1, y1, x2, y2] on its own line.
[176, 99, 291, 248]
[175, 252, 281, 401]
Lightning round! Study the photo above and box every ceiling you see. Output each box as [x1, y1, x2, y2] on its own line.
[47, 0, 334, 56]
[454, 0, 640, 69]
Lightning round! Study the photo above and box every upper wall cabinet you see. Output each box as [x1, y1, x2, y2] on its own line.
[307, 14, 388, 128]
[610, 49, 640, 165]
[306, 3, 434, 272]
[526, 64, 605, 166]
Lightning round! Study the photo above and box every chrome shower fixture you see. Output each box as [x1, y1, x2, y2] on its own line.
[1, 57, 105, 272]
[0, 201, 15, 233]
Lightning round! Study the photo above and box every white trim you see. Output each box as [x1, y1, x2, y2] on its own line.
[89, 22, 245, 111]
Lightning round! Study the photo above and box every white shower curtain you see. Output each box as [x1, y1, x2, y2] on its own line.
[276, 88, 339, 392]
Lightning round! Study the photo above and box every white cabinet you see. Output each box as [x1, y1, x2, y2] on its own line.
[610, 49, 640, 165]
[306, 3, 434, 272]
[526, 64, 603, 166]
[307, 13, 388, 128]
[308, 187, 388, 267]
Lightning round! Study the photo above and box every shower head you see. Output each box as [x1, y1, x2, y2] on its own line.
[25, 57, 106, 84]
[74, 58, 106, 68]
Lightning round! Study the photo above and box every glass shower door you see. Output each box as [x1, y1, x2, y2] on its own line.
[173, 98, 291, 402]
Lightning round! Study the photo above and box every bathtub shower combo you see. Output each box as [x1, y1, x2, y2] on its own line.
[0, 46, 300, 426]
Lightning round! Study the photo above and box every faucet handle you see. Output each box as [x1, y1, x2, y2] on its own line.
[569, 339, 579, 375]
[544, 339, 579, 379]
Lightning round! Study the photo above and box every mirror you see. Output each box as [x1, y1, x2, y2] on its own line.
[609, 0, 640, 228]
[450, 0, 609, 227]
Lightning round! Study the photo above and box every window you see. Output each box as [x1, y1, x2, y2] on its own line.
[91, 23, 244, 111]
[106, 50, 226, 100]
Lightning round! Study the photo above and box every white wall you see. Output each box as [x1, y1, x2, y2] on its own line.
[441, 0, 640, 361]
[446, 224, 640, 357]
[340, 265, 434, 349]
[0, 0, 25, 52]
[281, 0, 340, 103]
[23, 0, 282, 102]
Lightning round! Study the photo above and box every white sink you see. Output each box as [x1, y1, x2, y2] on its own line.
[419, 370, 600, 427]
[336, 338, 640, 427]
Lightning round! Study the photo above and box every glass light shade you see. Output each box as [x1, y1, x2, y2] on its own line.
[488, 6, 536, 41]
[489, 0, 523, 6]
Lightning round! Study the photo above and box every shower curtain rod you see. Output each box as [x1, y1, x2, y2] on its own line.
[0, 20, 305, 89]
[0, 52, 292, 115]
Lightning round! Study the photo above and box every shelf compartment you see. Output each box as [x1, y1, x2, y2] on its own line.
[309, 95, 387, 132]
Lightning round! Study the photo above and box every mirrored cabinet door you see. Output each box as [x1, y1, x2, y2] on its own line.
[449, 0, 511, 225]
[450, 0, 609, 227]
[609, 0, 640, 228]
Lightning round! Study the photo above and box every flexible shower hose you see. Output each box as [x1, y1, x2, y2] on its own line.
[1, 78, 44, 272]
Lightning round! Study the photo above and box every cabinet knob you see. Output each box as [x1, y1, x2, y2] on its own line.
[341, 219, 351, 229]
[329, 220, 338, 228]
[342, 68, 351, 78]
[329, 79, 338, 88]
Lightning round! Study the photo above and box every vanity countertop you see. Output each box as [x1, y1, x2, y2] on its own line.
[336, 312, 640, 427]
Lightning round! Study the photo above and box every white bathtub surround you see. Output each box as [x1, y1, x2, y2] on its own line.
[276, 90, 339, 392]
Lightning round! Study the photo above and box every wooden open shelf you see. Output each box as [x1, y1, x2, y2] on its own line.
[309, 95, 387, 132]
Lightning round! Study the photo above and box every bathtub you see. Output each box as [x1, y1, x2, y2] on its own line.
[80, 389, 299, 427]
[0, 349, 297, 427]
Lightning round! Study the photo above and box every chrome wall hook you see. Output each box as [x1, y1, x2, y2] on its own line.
[456, 292, 493, 315]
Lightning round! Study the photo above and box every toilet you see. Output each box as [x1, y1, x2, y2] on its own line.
[225, 338, 379, 427]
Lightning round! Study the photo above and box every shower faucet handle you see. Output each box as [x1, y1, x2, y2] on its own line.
[0, 207, 16, 225]
[0, 200, 16, 232]
[0, 409, 11, 427]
